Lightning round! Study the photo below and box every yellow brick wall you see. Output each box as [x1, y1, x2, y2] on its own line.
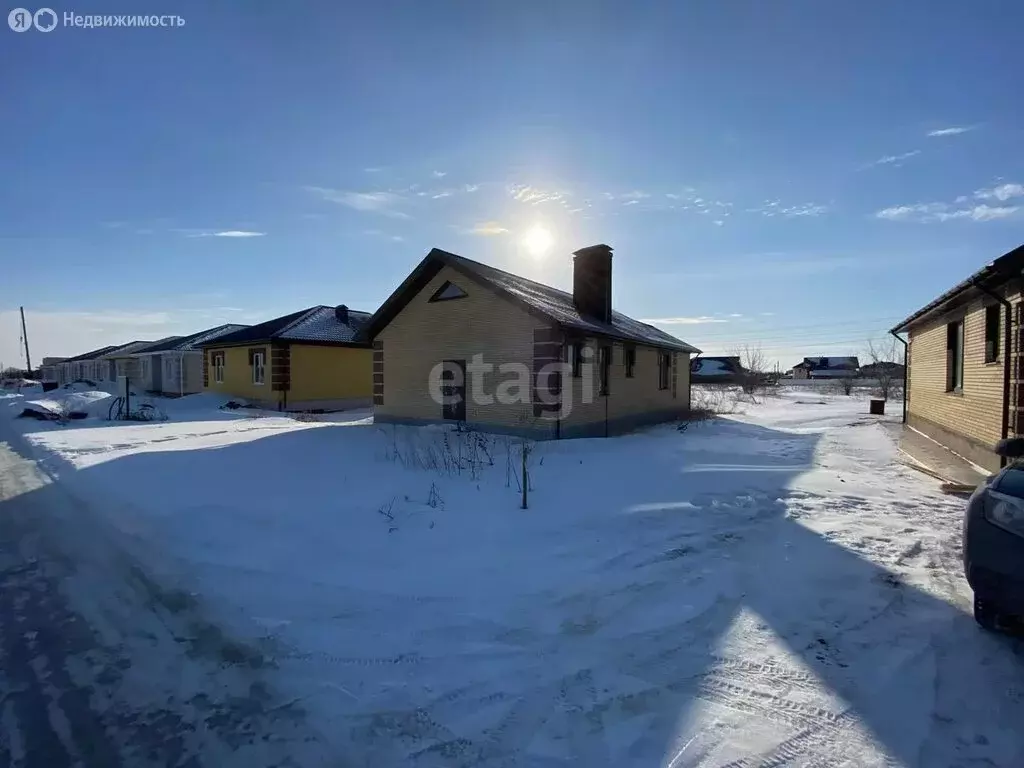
[203, 345, 279, 406]
[289, 345, 373, 401]
[907, 293, 1017, 449]
[561, 341, 688, 428]
[377, 265, 545, 428]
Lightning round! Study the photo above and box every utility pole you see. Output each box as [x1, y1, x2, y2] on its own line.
[19, 306, 32, 374]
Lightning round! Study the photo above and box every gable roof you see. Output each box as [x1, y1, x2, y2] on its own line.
[795, 356, 860, 370]
[360, 248, 700, 354]
[201, 306, 371, 347]
[98, 339, 167, 358]
[891, 242, 1024, 333]
[691, 356, 742, 376]
[135, 324, 250, 354]
[61, 345, 119, 364]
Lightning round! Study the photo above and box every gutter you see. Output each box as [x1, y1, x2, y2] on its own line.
[971, 279, 1013, 467]
[889, 331, 908, 424]
[688, 353, 701, 413]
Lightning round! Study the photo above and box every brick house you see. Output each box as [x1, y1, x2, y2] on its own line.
[359, 244, 701, 439]
[891, 243, 1024, 472]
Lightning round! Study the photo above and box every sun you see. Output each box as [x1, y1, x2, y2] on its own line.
[522, 225, 554, 258]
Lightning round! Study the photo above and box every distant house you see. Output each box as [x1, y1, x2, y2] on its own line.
[690, 356, 744, 384]
[859, 361, 905, 380]
[891, 242, 1024, 473]
[133, 324, 248, 396]
[791, 356, 860, 379]
[359, 244, 700, 439]
[57, 345, 118, 385]
[94, 340, 168, 386]
[39, 357, 67, 383]
[200, 305, 372, 411]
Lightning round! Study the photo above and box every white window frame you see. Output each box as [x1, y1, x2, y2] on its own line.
[213, 353, 225, 384]
[252, 351, 265, 386]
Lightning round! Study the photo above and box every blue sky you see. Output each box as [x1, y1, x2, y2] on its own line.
[2, 0, 1022, 368]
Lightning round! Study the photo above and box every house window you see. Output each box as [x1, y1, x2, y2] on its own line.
[212, 352, 225, 384]
[985, 305, 1001, 363]
[946, 320, 964, 392]
[599, 345, 612, 395]
[252, 351, 266, 385]
[624, 346, 636, 378]
[140, 358, 149, 379]
[658, 352, 671, 390]
[428, 281, 468, 302]
[566, 341, 584, 377]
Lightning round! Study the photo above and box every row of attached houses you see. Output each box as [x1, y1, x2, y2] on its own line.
[49, 243, 701, 439]
[892, 242, 1024, 473]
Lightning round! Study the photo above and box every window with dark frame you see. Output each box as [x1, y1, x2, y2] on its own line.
[624, 346, 636, 378]
[566, 341, 584, 377]
[658, 351, 670, 390]
[985, 305, 1001, 363]
[599, 345, 611, 395]
[946, 320, 964, 392]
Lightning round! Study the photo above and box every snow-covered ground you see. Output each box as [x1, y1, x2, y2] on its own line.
[3, 386, 1023, 767]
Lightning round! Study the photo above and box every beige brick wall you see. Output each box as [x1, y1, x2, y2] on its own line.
[561, 340, 689, 429]
[377, 266, 546, 429]
[907, 293, 1018, 450]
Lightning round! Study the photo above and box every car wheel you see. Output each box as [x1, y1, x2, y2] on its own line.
[974, 593, 1000, 631]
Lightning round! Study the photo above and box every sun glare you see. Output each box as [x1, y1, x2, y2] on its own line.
[522, 225, 554, 258]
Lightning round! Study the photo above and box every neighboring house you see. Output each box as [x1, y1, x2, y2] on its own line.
[94, 340, 166, 386]
[791, 356, 860, 379]
[39, 357, 67, 383]
[891, 242, 1024, 473]
[359, 244, 701, 439]
[859, 361, 906, 379]
[200, 305, 372, 411]
[57, 345, 118, 385]
[690, 356, 743, 384]
[133, 324, 249, 395]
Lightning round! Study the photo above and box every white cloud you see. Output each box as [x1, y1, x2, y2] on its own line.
[780, 203, 827, 218]
[876, 200, 1020, 222]
[187, 230, 266, 238]
[307, 187, 410, 219]
[619, 190, 650, 201]
[713, 220, 725, 226]
[508, 184, 567, 205]
[463, 221, 509, 236]
[464, 184, 480, 193]
[364, 167, 382, 173]
[927, 126, 975, 137]
[868, 149, 921, 167]
[432, 170, 447, 178]
[975, 183, 1024, 202]
[431, 190, 453, 199]
[639, 316, 729, 325]
[623, 200, 640, 206]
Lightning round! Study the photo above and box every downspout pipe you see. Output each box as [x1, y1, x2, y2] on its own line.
[972, 279, 1012, 466]
[688, 353, 701, 413]
[889, 331, 908, 424]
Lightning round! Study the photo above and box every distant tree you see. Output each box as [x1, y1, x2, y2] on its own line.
[865, 337, 903, 400]
[731, 343, 769, 402]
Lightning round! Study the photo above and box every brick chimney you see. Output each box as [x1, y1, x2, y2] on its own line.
[334, 304, 349, 324]
[572, 244, 613, 322]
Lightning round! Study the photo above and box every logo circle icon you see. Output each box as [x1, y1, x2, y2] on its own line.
[8, 7, 33, 31]
[33, 7, 57, 32]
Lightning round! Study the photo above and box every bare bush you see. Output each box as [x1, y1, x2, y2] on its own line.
[730, 344, 770, 403]
[865, 337, 904, 400]
[381, 424, 497, 480]
[690, 385, 738, 414]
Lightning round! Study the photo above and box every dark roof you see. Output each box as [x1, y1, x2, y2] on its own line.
[61, 345, 119, 363]
[200, 306, 371, 347]
[794, 356, 860, 370]
[98, 339, 165, 358]
[360, 248, 701, 354]
[891, 243, 1024, 333]
[135, 324, 250, 354]
[691, 356, 742, 376]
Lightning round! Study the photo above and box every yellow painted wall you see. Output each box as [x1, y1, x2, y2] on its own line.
[203, 345, 279, 406]
[907, 292, 1019, 449]
[289, 345, 372, 400]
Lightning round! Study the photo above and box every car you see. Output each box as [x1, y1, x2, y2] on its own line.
[963, 437, 1024, 632]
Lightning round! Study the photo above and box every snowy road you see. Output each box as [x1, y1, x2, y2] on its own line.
[0, 432, 334, 767]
